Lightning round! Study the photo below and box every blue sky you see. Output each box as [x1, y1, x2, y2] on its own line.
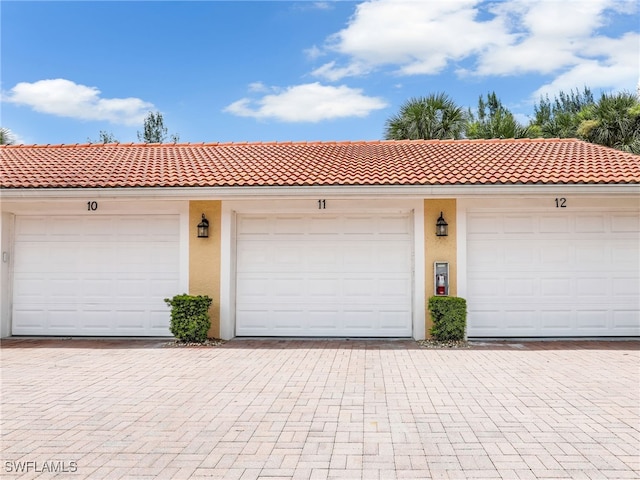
[2, 0, 638, 145]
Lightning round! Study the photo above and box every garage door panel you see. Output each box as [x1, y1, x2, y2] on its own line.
[505, 279, 535, 296]
[343, 244, 374, 267]
[273, 246, 306, 267]
[613, 277, 640, 298]
[504, 244, 537, 264]
[116, 279, 148, 301]
[308, 278, 340, 297]
[15, 217, 43, 238]
[468, 278, 501, 297]
[343, 310, 375, 330]
[467, 208, 640, 337]
[237, 215, 270, 234]
[504, 215, 536, 233]
[274, 216, 306, 234]
[613, 310, 640, 330]
[49, 278, 80, 300]
[273, 278, 305, 299]
[51, 217, 87, 236]
[114, 310, 146, 331]
[309, 216, 341, 234]
[374, 244, 411, 269]
[237, 277, 270, 299]
[13, 309, 46, 331]
[236, 310, 269, 331]
[540, 278, 572, 296]
[575, 243, 606, 263]
[467, 242, 500, 264]
[307, 310, 339, 329]
[576, 277, 608, 297]
[611, 214, 640, 232]
[149, 310, 174, 332]
[49, 244, 84, 266]
[48, 308, 79, 328]
[540, 215, 570, 233]
[271, 311, 305, 330]
[343, 216, 375, 234]
[576, 310, 609, 331]
[612, 243, 639, 266]
[503, 310, 537, 331]
[541, 245, 572, 264]
[13, 274, 46, 300]
[82, 245, 117, 267]
[308, 246, 340, 268]
[468, 214, 501, 234]
[380, 311, 411, 331]
[12, 243, 47, 269]
[468, 309, 501, 333]
[149, 282, 178, 304]
[575, 214, 605, 233]
[378, 278, 411, 298]
[236, 213, 413, 337]
[380, 215, 412, 234]
[540, 310, 573, 331]
[343, 277, 374, 297]
[80, 309, 113, 331]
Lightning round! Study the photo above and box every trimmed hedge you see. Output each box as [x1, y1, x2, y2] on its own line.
[428, 296, 467, 341]
[164, 294, 213, 343]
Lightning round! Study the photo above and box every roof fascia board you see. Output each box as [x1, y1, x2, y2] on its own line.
[1, 183, 639, 200]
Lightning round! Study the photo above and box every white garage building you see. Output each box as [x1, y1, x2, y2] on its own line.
[1, 138, 638, 339]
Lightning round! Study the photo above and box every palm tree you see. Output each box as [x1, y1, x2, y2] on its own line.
[577, 92, 640, 154]
[385, 93, 467, 140]
[466, 92, 531, 139]
[530, 87, 594, 138]
[0, 127, 17, 145]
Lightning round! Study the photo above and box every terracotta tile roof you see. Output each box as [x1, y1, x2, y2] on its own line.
[1, 138, 638, 189]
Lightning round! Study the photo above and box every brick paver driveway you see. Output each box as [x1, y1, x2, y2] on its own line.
[1, 338, 638, 479]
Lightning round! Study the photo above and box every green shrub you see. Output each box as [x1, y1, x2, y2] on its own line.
[428, 296, 467, 341]
[164, 294, 213, 343]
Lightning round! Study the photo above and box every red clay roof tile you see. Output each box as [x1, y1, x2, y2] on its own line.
[0, 138, 638, 189]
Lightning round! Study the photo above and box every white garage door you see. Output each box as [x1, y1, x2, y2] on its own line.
[236, 213, 413, 337]
[12, 215, 180, 336]
[467, 209, 640, 337]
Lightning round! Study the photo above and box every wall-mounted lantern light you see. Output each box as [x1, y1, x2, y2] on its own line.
[197, 214, 209, 238]
[436, 212, 448, 237]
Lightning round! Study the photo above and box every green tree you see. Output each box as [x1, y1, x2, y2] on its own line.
[0, 127, 17, 145]
[385, 93, 467, 140]
[576, 91, 640, 154]
[88, 130, 118, 144]
[531, 87, 594, 138]
[137, 111, 180, 143]
[466, 92, 530, 139]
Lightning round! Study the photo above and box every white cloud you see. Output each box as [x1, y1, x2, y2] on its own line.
[311, 0, 638, 93]
[3, 78, 154, 125]
[475, 0, 637, 77]
[312, 61, 372, 82]
[313, 0, 512, 80]
[532, 33, 640, 99]
[248, 82, 271, 93]
[224, 82, 387, 122]
[312, 2, 332, 10]
[304, 45, 324, 60]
